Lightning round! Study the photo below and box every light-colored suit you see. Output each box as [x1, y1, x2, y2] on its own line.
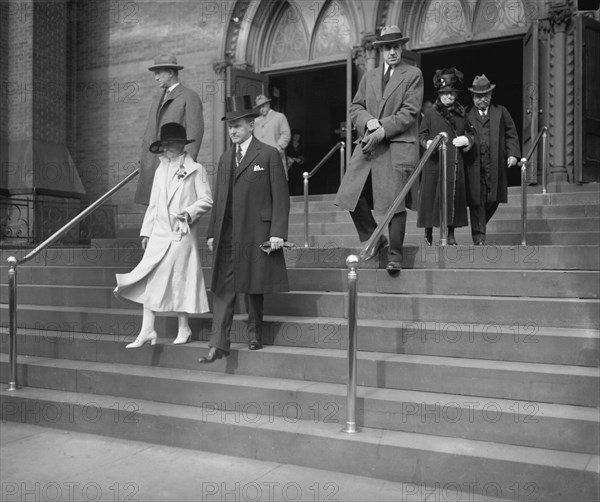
[253, 109, 291, 176]
[115, 153, 212, 313]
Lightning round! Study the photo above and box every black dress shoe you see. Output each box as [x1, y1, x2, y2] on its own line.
[447, 234, 457, 246]
[474, 239, 485, 246]
[198, 347, 227, 364]
[364, 235, 389, 261]
[386, 261, 402, 273]
[248, 339, 262, 350]
[424, 228, 433, 246]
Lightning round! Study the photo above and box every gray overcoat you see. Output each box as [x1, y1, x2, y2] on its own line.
[135, 84, 204, 205]
[335, 61, 423, 215]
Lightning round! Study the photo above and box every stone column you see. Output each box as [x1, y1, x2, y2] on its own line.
[1, 0, 85, 243]
[547, 3, 573, 182]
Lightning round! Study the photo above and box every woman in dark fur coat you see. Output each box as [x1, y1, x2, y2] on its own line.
[417, 68, 477, 245]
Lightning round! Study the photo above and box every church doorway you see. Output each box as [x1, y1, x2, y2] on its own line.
[268, 65, 347, 196]
[419, 38, 524, 186]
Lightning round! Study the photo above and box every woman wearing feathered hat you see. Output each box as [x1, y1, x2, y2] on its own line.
[417, 68, 478, 245]
[115, 122, 213, 348]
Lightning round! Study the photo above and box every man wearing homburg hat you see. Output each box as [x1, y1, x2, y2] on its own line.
[466, 75, 520, 245]
[135, 54, 204, 205]
[335, 26, 423, 273]
[199, 96, 290, 363]
[253, 94, 291, 178]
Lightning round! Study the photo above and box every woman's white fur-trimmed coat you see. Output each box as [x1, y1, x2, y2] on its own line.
[114, 154, 213, 313]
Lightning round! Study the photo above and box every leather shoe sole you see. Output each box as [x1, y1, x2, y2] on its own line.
[386, 261, 402, 273]
[198, 347, 227, 364]
[249, 339, 262, 350]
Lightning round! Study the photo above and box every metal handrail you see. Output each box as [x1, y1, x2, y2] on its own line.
[302, 141, 345, 247]
[341, 132, 449, 434]
[519, 126, 548, 245]
[5, 167, 140, 391]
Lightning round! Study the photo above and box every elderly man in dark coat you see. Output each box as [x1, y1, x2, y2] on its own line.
[135, 54, 204, 205]
[334, 26, 423, 272]
[199, 96, 290, 363]
[466, 75, 521, 245]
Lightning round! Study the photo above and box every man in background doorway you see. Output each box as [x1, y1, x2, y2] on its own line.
[334, 25, 423, 273]
[466, 75, 520, 245]
[135, 54, 204, 205]
[253, 94, 291, 178]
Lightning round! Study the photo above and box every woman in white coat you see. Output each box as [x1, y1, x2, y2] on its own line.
[114, 123, 213, 348]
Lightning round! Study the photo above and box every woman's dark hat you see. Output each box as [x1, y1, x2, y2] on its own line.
[148, 54, 184, 72]
[433, 68, 463, 93]
[468, 74, 496, 94]
[222, 95, 260, 121]
[372, 25, 410, 46]
[149, 123, 194, 153]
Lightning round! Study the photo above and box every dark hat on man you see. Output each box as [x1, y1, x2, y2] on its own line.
[468, 74, 496, 94]
[255, 94, 272, 107]
[149, 123, 194, 153]
[148, 54, 184, 72]
[433, 68, 463, 93]
[372, 25, 410, 46]
[221, 95, 260, 121]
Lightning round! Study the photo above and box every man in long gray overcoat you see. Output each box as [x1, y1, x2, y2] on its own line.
[334, 26, 423, 272]
[199, 96, 290, 364]
[135, 54, 204, 205]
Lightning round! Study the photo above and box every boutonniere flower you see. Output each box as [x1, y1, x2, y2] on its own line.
[176, 169, 187, 180]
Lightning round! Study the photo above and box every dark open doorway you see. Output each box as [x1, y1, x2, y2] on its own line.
[420, 38, 523, 186]
[269, 65, 346, 195]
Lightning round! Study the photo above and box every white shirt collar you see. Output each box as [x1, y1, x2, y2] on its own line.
[384, 63, 395, 75]
[237, 135, 253, 157]
[166, 82, 179, 93]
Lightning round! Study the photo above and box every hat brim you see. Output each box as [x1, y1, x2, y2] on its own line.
[373, 36, 410, 46]
[255, 98, 271, 107]
[435, 87, 461, 94]
[468, 84, 496, 94]
[221, 111, 260, 122]
[148, 64, 184, 72]
[149, 138, 194, 154]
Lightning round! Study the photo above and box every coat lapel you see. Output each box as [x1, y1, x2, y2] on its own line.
[166, 154, 198, 206]
[235, 137, 260, 180]
[158, 83, 184, 115]
[371, 66, 383, 103]
[378, 64, 407, 117]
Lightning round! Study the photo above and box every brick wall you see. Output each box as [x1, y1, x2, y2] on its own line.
[74, 0, 233, 230]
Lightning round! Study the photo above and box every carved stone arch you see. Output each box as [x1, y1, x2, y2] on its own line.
[386, 0, 423, 47]
[309, 0, 359, 61]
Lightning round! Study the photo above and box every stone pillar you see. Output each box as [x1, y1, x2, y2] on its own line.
[1, 0, 85, 243]
[547, 3, 573, 182]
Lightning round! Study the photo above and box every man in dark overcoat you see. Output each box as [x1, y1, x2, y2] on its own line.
[135, 54, 204, 205]
[466, 75, 521, 245]
[199, 96, 290, 363]
[334, 25, 423, 272]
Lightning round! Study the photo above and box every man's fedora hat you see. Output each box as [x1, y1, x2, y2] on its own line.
[148, 54, 184, 72]
[255, 94, 272, 107]
[149, 123, 194, 153]
[372, 25, 410, 46]
[468, 74, 496, 94]
[222, 95, 260, 121]
[433, 68, 463, 93]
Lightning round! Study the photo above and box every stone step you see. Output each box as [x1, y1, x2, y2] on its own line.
[2, 265, 597, 298]
[2, 310, 598, 367]
[303, 231, 599, 247]
[3, 245, 599, 270]
[3, 285, 598, 329]
[1, 331, 598, 407]
[0, 353, 597, 454]
[1, 387, 597, 502]
[288, 204, 600, 224]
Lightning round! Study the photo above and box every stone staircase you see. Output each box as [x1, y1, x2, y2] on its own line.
[1, 184, 599, 501]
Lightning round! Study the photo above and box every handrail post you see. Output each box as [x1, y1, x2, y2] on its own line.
[342, 255, 359, 434]
[542, 128, 548, 195]
[7, 256, 18, 391]
[521, 157, 528, 245]
[303, 172, 310, 248]
[340, 142, 345, 184]
[439, 137, 448, 247]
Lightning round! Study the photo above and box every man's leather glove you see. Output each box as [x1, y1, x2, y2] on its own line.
[361, 127, 385, 155]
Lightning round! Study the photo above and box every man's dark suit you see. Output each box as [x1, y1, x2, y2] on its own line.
[207, 136, 289, 352]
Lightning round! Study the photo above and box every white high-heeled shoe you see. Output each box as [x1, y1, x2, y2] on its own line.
[173, 328, 192, 345]
[125, 330, 158, 349]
